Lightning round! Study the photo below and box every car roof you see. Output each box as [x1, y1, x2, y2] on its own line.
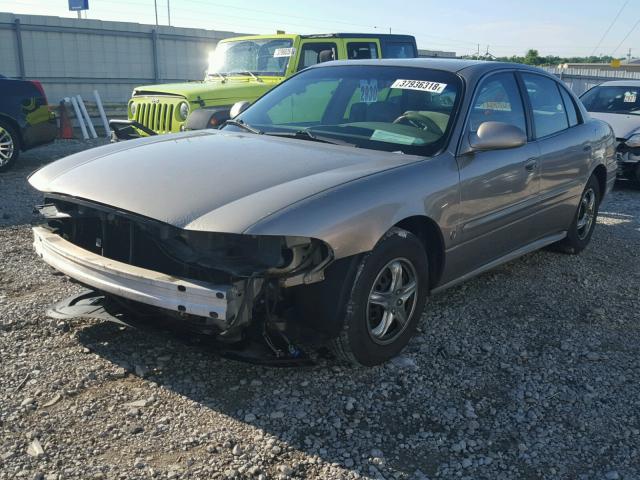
[300, 33, 416, 41]
[595, 80, 640, 87]
[307, 58, 550, 76]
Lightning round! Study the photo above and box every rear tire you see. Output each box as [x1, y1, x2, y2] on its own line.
[0, 120, 19, 172]
[552, 174, 600, 254]
[329, 227, 429, 366]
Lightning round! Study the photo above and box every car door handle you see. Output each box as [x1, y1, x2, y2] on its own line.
[524, 158, 538, 172]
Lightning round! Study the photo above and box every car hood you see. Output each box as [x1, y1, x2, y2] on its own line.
[133, 78, 280, 102]
[29, 130, 422, 233]
[588, 112, 640, 139]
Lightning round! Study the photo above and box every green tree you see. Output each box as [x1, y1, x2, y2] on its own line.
[524, 49, 542, 65]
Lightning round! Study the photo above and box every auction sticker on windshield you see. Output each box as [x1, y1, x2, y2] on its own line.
[360, 79, 378, 103]
[274, 48, 296, 58]
[624, 91, 637, 103]
[391, 79, 447, 94]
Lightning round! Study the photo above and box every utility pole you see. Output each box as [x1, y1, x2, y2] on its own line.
[476, 44, 480, 60]
[154, 0, 159, 26]
[628, 48, 632, 63]
[167, 0, 171, 26]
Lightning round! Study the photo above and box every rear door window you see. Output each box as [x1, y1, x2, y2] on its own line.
[559, 87, 580, 127]
[297, 42, 338, 70]
[522, 73, 569, 138]
[383, 42, 415, 58]
[347, 42, 379, 60]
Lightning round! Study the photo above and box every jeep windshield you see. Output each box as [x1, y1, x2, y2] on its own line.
[225, 65, 461, 156]
[581, 85, 640, 115]
[207, 38, 294, 78]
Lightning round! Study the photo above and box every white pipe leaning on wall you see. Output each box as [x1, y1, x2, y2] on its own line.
[76, 95, 98, 139]
[67, 96, 89, 140]
[93, 90, 111, 138]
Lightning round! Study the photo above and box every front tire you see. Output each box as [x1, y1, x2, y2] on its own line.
[329, 228, 429, 366]
[0, 120, 19, 172]
[553, 174, 600, 254]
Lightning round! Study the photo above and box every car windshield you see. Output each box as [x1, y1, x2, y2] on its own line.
[580, 85, 640, 115]
[207, 38, 294, 78]
[225, 65, 461, 156]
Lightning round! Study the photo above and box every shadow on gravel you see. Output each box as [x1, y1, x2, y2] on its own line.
[71, 200, 640, 478]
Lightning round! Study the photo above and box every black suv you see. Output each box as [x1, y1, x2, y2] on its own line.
[0, 75, 57, 171]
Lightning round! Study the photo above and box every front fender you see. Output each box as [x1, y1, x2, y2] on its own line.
[185, 107, 232, 130]
[244, 154, 460, 259]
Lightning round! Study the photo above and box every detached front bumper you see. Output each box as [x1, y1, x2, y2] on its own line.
[32, 227, 244, 324]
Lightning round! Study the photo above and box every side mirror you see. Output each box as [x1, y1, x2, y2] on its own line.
[230, 101, 251, 119]
[469, 121, 527, 151]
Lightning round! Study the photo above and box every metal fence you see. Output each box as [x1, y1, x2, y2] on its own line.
[0, 12, 244, 103]
[542, 66, 640, 96]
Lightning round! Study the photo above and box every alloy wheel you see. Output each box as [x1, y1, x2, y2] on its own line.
[366, 258, 418, 345]
[576, 187, 596, 240]
[0, 126, 15, 167]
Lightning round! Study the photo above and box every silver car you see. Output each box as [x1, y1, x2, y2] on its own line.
[29, 59, 617, 366]
[580, 80, 640, 184]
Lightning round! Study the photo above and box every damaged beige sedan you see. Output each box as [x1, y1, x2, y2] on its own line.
[30, 59, 616, 365]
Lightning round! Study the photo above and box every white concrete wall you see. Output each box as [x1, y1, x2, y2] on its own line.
[0, 12, 245, 103]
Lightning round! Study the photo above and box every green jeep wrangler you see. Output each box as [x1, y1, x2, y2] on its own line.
[111, 33, 418, 140]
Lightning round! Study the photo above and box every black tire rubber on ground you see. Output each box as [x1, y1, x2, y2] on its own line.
[0, 119, 20, 173]
[552, 174, 601, 254]
[329, 227, 429, 366]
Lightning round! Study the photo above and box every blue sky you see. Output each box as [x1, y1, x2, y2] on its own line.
[1, 0, 639, 57]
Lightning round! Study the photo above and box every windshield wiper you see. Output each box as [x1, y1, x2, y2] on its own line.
[234, 71, 263, 82]
[207, 72, 227, 83]
[222, 119, 263, 135]
[264, 129, 356, 147]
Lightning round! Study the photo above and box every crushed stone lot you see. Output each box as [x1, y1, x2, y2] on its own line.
[1, 140, 640, 480]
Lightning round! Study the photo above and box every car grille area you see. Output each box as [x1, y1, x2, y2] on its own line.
[130, 96, 184, 134]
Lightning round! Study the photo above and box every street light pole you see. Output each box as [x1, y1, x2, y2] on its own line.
[167, 0, 171, 26]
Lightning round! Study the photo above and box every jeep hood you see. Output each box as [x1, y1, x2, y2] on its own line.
[29, 130, 422, 233]
[589, 112, 640, 139]
[133, 78, 280, 102]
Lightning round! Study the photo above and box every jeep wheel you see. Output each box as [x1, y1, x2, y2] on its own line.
[330, 227, 429, 366]
[0, 120, 19, 172]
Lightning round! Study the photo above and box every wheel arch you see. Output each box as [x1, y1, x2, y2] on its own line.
[591, 164, 607, 200]
[393, 215, 445, 290]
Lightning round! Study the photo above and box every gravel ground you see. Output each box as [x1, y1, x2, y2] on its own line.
[1, 141, 640, 480]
